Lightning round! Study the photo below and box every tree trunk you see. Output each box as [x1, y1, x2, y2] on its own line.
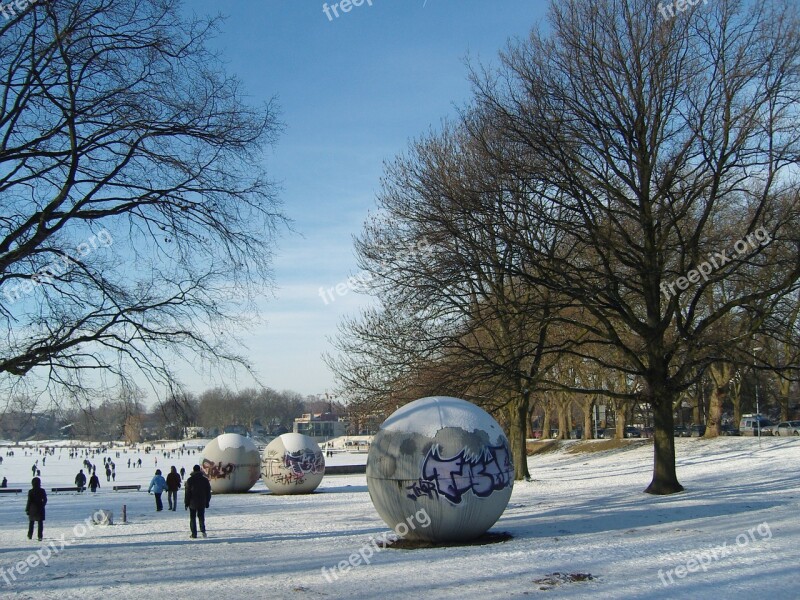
[507, 395, 530, 480]
[705, 385, 723, 438]
[705, 362, 732, 438]
[615, 401, 629, 439]
[541, 401, 551, 440]
[692, 395, 701, 428]
[778, 375, 791, 422]
[583, 397, 595, 439]
[732, 377, 743, 430]
[556, 394, 569, 440]
[645, 392, 684, 495]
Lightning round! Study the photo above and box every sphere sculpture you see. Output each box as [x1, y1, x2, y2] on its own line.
[200, 433, 261, 493]
[261, 433, 325, 494]
[367, 396, 513, 542]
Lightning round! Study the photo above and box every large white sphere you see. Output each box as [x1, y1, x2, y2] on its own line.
[261, 433, 325, 494]
[367, 396, 513, 542]
[201, 433, 261, 493]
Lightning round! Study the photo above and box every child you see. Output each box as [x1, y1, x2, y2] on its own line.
[25, 477, 47, 541]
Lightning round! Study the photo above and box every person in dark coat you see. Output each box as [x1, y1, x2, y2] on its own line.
[165, 466, 181, 511]
[74, 469, 87, 492]
[88, 471, 101, 493]
[25, 477, 47, 541]
[184, 465, 211, 538]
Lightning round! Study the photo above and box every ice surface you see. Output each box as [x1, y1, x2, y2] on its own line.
[0, 437, 798, 599]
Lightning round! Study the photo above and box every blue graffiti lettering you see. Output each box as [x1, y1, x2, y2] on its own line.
[406, 443, 512, 504]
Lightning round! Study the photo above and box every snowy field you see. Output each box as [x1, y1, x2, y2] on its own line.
[0, 437, 798, 599]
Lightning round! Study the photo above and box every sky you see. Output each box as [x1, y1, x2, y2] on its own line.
[176, 0, 549, 400]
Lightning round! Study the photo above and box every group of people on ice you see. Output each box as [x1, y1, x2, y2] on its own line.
[24, 464, 212, 541]
[147, 465, 211, 537]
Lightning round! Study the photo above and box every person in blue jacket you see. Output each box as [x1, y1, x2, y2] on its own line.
[147, 469, 167, 512]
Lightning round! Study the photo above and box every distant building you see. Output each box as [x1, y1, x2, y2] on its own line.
[293, 413, 348, 442]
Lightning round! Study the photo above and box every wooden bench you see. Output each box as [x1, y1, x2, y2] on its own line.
[51, 487, 83, 493]
[0, 488, 22, 493]
[112, 485, 141, 491]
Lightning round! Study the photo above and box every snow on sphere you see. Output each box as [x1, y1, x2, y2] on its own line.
[367, 396, 514, 542]
[261, 433, 325, 495]
[200, 433, 261, 493]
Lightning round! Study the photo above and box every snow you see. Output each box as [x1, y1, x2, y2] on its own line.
[0, 437, 798, 599]
[273, 433, 322, 453]
[213, 433, 257, 452]
[380, 396, 506, 439]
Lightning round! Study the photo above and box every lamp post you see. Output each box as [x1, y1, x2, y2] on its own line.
[753, 347, 763, 447]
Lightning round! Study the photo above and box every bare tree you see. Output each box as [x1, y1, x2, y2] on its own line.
[328, 122, 565, 480]
[472, 0, 800, 493]
[0, 0, 283, 403]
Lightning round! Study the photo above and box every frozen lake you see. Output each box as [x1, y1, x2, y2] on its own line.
[0, 437, 798, 599]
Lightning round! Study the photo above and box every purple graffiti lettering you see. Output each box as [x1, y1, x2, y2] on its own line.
[202, 459, 236, 480]
[283, 449, 324, 477]
[262, 448, 323, 485]
[407, 444, 512, 504]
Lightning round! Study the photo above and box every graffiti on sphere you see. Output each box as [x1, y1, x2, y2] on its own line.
[406, 443, 512, 504]
[263, 448, 324, 486]
[202, 459, 236, 480]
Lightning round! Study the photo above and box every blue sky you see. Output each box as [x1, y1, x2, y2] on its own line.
[179, 0, 548, 398]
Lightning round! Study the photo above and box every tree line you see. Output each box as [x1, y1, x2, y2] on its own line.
[0, 387, 346, 443]
[328, 0, 800, 494]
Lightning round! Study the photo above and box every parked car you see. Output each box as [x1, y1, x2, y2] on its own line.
[570, 427, 584, 439]
[690, 424, 706, 437]
[720, 423, 739, 436]
[739, 414, 774, 436]
[624, 426, 642, 438]
[673, 424, 690, 437]
[774, 420, 800, 436]
[642, 427, 654, 438]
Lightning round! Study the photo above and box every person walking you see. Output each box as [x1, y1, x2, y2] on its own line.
[179, 466, 185, 480]
[165, 466, 181, 511]
[148, 469, 167, 511]
[184, 465, 211, 538]
[74, 469, 87, 493]
[105, 464, 111, 482]
[25, 477, 47, 541]
[88, 471, 101, 493]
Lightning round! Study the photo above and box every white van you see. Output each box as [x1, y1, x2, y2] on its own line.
[739, 414, 774, 436]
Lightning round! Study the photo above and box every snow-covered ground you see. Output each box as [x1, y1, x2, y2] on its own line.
[0, 437, 797, 599]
